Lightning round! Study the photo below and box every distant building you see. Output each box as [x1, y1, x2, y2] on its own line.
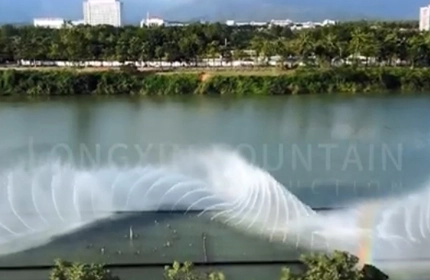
[226, 18, 335, 29]
[141, 13, 164, 27]
[233, 21, 251, 26]
[140, 13, 189, 27]
[420, 5, 430, 31]
[165, 21, 188, 27]
[83, 0, 122, 27]
[33, 18, 66, 29]
[270, 19, 293, 27]
[322, 19, 336, 26]
[225, 20, 268, 26]
[249, 21, 268, 26]
[71, 19, 85, 26]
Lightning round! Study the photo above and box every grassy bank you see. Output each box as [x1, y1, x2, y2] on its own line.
[1, 67, 430, 96]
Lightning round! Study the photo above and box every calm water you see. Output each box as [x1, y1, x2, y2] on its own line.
[0, 95, 430, 279]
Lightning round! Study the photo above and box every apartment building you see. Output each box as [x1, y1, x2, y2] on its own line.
[83, 0, 122, 27]
[420, 5, 430, 31]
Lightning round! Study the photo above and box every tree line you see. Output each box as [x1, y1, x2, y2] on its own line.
[50, 251, 388, 280]
[3, 67, 430, 96]
[0, 20, 428, 67]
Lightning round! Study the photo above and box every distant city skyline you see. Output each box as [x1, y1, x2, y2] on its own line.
[0, 0, 427, 24]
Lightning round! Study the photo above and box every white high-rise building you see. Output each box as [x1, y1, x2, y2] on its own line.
[420, 5, 430, 31]
[83, 0, 122, 27]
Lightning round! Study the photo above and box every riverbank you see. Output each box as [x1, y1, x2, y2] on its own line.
[0, 66, 288, 75]
[1, 67, 430, 95]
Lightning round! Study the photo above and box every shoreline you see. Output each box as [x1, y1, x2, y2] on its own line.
[1, 67, 430, 96]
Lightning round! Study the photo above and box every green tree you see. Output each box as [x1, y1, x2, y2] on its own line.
[294, 31, 315, 65]
[207, 40, 221, 65]
[273, 38, 295, 68]
[281, 251, 388, 280]
[0, 21, 429, 69]
[164, 261, 225, 280]
[50, 259, 119, 280]
[407, 33, 430, 68]
[250, 36, 264, 64]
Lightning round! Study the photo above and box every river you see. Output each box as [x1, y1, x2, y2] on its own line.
[0, 95, 429, 280]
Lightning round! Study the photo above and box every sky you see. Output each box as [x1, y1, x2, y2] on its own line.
[0, 0, 427, 24]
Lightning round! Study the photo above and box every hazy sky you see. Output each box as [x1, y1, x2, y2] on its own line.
[0, 0, 426, 23]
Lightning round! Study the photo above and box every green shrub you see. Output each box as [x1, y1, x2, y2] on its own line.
[164, 261, 225, 280]
[49, 259, 120, 280]
[49, 252, 388, 280]
[119, 64, 139, 74]
[280, 251, 388, 280]
[1, 67, 430, 95]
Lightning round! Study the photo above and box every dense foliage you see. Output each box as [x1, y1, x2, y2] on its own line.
[164, 261, 225, 280]
[50, 259, 119, 280]
[0, 21, 426, 66]
[2, 67, 430, 95]
[281, 251, 387, 280]
[49, 251, 388, 280]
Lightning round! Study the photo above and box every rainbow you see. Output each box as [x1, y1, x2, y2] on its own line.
[358, 202, 380, 265]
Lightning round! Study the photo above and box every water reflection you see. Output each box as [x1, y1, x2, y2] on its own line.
[0, 96, 429, 205]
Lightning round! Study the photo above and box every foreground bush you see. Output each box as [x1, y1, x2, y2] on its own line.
[50, 259, 119, 280]
[2, 67, 430, 96]
[49, 251, 388, 280]
[164, 261, 225, 280]
[281, 251, 388, 280]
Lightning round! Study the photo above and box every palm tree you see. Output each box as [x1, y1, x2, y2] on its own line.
[406, 34, 427, 68]
[207, 40, 220, 66]
[349, 28, 367, 62]
[261, 40, 276, 65]
[295, 31, 315, 65]
[250, 36, 264, 65]
[349, 28, 378, 65]
[324, 33, 342, 65]
[379, 32, 398, 65]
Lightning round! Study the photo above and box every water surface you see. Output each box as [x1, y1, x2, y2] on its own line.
[0, 95, 429, 279]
